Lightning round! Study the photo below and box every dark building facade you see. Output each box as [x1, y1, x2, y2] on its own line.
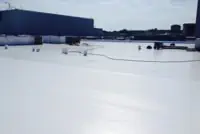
[94, 28, 104, 37]
[183, 23, 196, 37]
[196, 0, 200, 38]
[0, 9, 95, 36]
[170, 24, 181, 33]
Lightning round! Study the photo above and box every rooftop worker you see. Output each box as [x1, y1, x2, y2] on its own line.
[138, 45, 141, 50]
[4, 45, 8, 50]
[83, 50, 88, 56]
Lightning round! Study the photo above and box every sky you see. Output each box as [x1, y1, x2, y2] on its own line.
[0, 0, 198, 30]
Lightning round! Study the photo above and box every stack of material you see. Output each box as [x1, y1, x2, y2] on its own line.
[42, 36, 65, 44]
[162, 46, 188, 50]
[153, 42, 189, 50]
[186, 48, 197, 52]
[65, 37, 81, 46]
[146, 45, 152, 49]
[154, 42, 163, 50]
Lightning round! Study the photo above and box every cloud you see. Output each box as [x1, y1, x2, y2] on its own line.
[8, 0, 199, 30]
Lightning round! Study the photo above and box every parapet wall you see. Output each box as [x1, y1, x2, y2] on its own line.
[0, 35, 67, 46]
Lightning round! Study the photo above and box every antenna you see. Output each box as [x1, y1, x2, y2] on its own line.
[4, 2, 16, 10]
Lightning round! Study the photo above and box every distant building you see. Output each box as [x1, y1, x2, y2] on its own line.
[183, 23, 196, 37]
[0, 9, 96, 36]
[94, 28, 103, 37]
[171, 24, 181, 33]
[147, 29, 170, 36]
[196, 0, 200, 38]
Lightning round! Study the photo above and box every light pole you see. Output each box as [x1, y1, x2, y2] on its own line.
[4, 2, 11, 9]
[4, 1, 16, 10]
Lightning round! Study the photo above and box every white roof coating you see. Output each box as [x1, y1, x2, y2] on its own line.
[0, 41, 200, 134]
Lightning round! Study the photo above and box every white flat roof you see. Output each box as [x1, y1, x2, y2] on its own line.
[0, 41, 200, 134]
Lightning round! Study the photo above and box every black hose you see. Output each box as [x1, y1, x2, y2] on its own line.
[68, 50, 200, 63]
